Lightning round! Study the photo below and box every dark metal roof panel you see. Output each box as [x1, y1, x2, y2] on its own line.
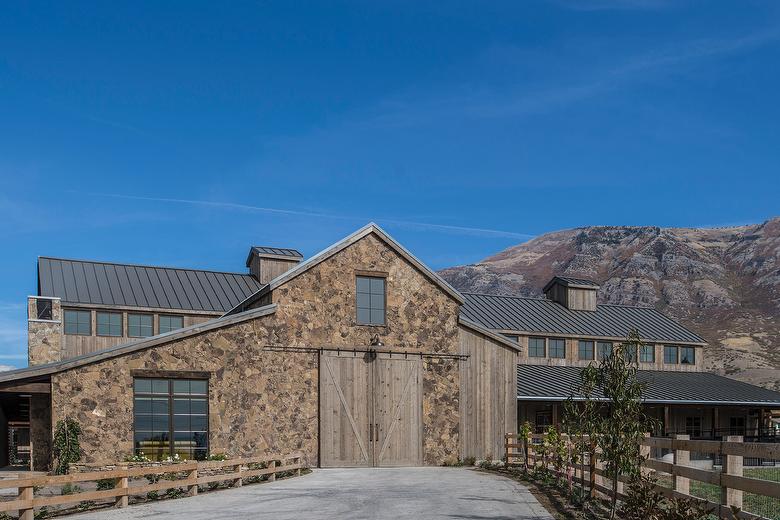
[517, 364, 780, 405]
[461, 293, 706, 344]
[251, 246, 303, 258]
[37, 257, 263, 313]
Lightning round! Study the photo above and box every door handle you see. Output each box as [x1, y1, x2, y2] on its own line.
[375, 423, 379, 442]
[369, 423, 373, 443]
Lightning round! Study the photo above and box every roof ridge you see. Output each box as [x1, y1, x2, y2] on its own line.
[38, 256, 256, 278]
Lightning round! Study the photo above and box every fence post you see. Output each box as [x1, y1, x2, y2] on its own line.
[268, 460, 276, 482]
[116, 469, 129, 508]
[673, 434, 690, 495]
[295, 455, 302, 477]
[188, 465, 198, 497]
[721, 435, 743, 511]
[233, 462, 243, 487]
[640, 433, 651, 476]
[18, 484, 34, 520]
[505, 433, 511, 467]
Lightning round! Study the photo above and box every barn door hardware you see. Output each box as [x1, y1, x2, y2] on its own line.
[369, 423, 373, 442]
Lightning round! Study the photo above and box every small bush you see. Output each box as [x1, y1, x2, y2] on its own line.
[462, 456, 477, 466]
[60, 483, 82, 495]
[96, 478, 117, 490]
[206, 453, 229, 461]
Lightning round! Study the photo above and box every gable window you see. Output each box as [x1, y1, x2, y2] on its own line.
[128, 313, 154, 338]
[578, 340, 594, 361]
[528, 337, 545, 358]
[664, 346, 679, 364]
[134, 378, 208, 461]
[96, 312, 122, 337]
[159, 315, 184, 334]
[549, 338, 566, 359]
[597, 342, 613, 361]
[680, 346, 696, 365]
[356, 276, 385, 326]
[63, 309, 91, 335]
[640, 344, 655, 363]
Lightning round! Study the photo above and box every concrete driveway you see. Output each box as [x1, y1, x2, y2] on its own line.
[72, 467, 553, 519]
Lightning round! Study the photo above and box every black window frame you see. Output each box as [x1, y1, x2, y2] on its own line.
[664, 345, 679, 364]
[578, 340, 594, 361]
[680, 346, 696, 365]
[133, 377, 209, 461]
[159, 315, 184, 334]
[528, 337, 546, 358]
[63, 309, 91, 336]
[355, 275, 386, 326]
[548, 338, 566, 359]
[96, 311, 123, 337]
[128, 313, 154, 338]
[685, 416, 702, 438]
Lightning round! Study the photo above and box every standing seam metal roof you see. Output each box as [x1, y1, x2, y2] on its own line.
[38, 257, 264, 313]
[517, 364, 780, 405]
[461, 293, 706, 344]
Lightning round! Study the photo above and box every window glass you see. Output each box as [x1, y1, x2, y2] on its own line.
[159, 315, 184, 334]
[64, 310, 91, 335]
[356, 276, 385, 325]
[578, 340, 594, 361]
[128, 314, 154, 337]
[680, 347, 696, 365]
[528, 337, 545, 358]
[96, 312, 122, 337]
[623, 345, 638, 363]
[597, 342, 613, 361]
[664, 346, 678, 364]
[685, 416, 702, 438]
[134, 377, 208, 461]
[502, 334, 519, 343]
[640, 344, 655, 363]
[549, 338, 566, 359]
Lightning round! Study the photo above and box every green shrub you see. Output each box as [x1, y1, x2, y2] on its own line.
[96, 478, 117, 490]
[52, 417, 82, 475]
[61, 483, 82, 495]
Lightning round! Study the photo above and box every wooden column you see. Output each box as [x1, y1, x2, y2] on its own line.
[712, 407, 719, 438]
[552, 403, 559, 429]
[672, 434, 690, 495]
[663, 405, 671, 436]
[233, 462, 243, 487]
[639, 433, 651, 475]
[721, 435, 743, 510]
[268, 460, 276, 482]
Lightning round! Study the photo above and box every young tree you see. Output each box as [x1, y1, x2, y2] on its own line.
[562, 363, 599, 502]
[596, 329, 658, 520]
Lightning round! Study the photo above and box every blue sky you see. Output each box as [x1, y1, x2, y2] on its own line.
[1, 0, 779, 367]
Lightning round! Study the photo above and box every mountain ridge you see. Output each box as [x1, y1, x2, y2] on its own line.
[439, 217, 780, 390]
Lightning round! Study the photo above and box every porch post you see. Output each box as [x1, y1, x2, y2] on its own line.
[663, 405, 671, 436]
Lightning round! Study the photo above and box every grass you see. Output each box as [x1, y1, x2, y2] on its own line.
[658, 467, 780, 520]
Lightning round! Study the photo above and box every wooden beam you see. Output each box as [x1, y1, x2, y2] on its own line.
[0, 383, 50, 394]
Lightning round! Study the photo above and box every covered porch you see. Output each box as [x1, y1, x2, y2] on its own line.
[0, 378, 52, 472]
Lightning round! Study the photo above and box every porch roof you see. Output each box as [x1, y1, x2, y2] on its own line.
[517, 364, 780, 407]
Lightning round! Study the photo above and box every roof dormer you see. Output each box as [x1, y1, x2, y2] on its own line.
[543, 276, 600, 312]
[246, 246, 303, 284]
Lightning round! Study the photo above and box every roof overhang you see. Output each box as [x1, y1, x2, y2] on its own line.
[458, 317, 523, 352]
[516, 395, 780, 407]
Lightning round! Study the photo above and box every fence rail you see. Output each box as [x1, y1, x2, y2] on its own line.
[0, 452, 304, 519]
[505, 433, 780, 520]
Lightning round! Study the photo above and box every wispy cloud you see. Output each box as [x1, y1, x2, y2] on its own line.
[366, 26, 780, 126]
[79, 192, 535, 240]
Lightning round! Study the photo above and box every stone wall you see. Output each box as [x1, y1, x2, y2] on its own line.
[28, 297, 62, 366]
[52, 315, 319, 466]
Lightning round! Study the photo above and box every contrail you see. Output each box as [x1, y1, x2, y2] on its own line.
[79, 192, 534, 240]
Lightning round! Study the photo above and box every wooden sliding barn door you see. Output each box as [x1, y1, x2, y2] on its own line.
[319, 352, 373, 467]
[319, 351, 423, 467]
[372, 354, 423, 467]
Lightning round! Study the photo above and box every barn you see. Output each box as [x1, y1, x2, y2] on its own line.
[0, 223, 519, 468]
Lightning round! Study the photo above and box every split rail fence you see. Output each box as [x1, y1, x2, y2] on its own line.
[505, 433, 780, 520]
[0, 452, 303, 520]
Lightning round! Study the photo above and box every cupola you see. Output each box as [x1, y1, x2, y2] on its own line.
[543, 276, 600, 311]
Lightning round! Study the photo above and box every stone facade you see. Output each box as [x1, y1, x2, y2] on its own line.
[28, 297, 62, 366]
[48, 231, 464, 467]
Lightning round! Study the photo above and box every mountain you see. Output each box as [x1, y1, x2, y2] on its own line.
[440, 217, 780, 391]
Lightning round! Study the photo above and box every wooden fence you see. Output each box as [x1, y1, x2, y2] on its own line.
[0, 452, 303, 520]
[505, 433, 780, 520]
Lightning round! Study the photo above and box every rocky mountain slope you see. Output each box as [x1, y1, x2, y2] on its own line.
[440, 218, 780, 390]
